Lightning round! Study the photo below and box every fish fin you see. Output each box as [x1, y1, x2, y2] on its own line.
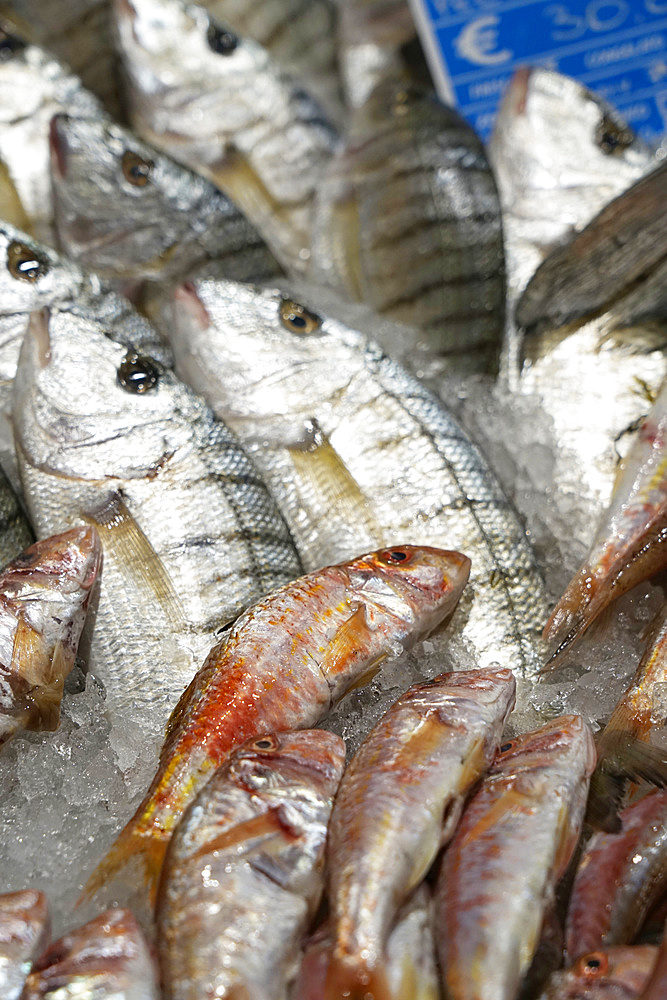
[457, 786, 532, 847]
[25, 639, 68, 732]
[83, 492, 186, 631]
[345, 655, 386, 692]
[287, 420, 382, 545]
[319, 604, 382, 684]
[79, 822, 168, 908]
[210, 145, 307, 264]
[325, 956, 393, 1000]
[584, 766, 625, 833]
[316, 182, 364, 300]
[9, 615, 64, 732]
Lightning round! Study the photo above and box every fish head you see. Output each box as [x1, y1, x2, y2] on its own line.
[541, 946, 657, 998]
[228, 730, 346, 801]
[113, 0, 278, 145]
[49, 112, 230, 280]
[344, 545, 471, 641]
[167, 278, 371, 437]
[3, 526, 102, 596]
[493, 714, 597, 777]
[13, 306, 200, 483]
[0, 223, 83, 315]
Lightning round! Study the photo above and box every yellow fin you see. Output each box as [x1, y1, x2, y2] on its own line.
[79, 822, 167, 908]
[83, 492, 185, 631]
[26, 639, 69, 732]
[288, 419, 383, 545]
[320, 604, 374, 682]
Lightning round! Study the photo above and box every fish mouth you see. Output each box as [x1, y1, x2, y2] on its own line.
[173, 282, 211, 329]
[49, 114, 69, 179]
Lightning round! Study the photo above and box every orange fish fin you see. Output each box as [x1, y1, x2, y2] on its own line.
[79, 821, 168, 908]
[10, 612, 43, 685]
[320, 604, 374, 679]
[325, 956, 393, 1000]
[458, 786, 532, 848]
[189, 809, 292, 864]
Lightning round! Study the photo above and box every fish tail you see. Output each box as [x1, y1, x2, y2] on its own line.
[325, 955, 392, 1000]
[78, 820, 168, 907]
[541, 568, 598, 667]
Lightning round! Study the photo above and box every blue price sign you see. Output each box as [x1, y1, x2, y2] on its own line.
[408, 0, 667, 143]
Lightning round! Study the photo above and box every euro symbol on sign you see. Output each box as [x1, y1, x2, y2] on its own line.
[455, 15, 512, 66]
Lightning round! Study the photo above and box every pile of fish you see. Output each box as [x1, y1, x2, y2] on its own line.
[0, 0, 666, 997]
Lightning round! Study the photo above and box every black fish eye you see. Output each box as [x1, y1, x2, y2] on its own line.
[117, 352, 160, 393]
[252, 736, 279, 751]
[279, 298, 322, 335]
[499, 741, 514, 753]
[0, 27, 24, 61]
[7, 241, 48, 282]
[121, 150, 153, 187]
[378, 549, 411, 565]
[595, 114, 633, 155]
[207, 21, 238, 55]
[577, 952, 608, 977]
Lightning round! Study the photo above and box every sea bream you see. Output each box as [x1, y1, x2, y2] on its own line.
[156, 730, 346, 1000]
[309, 80, 505, 372]
[164, 276, 548, 678]
[325, 667, 516, 1000]
[0, 526, 101, 749]
[0, 24, 102, 242]
[82, 544, 470, 900]
[12, 305, 302, 788]
[112, 0, 338, 276]
[0, 889, 49, 1000]
[49, 113, 282, 288]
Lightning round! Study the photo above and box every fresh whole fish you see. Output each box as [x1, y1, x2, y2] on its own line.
[539, 946, 658, 1000]
[0, 0, 122, 118]
[156, 729, 346, 1000]
[112, 0, 338, 276]
[544, 377, 667, 665]
[435, 714, 597, 1000]
[82, 544, 470, 899]
[0, 889, 49, 1000]
[164, 276, 548, 678]
[21, 907, 160, 999]
[0, 526, 101, 748]
[49, 113, 282, 288]
[199, 0, 343, 124]
[12, 305, 302, 784]
[309, 80, 505, 371]
[325, 667, 516, 1000]
[0, 25, 103, 242]
[565, 790, 667, 958]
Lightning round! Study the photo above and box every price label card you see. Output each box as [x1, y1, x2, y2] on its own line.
[408, 0, 667, 143]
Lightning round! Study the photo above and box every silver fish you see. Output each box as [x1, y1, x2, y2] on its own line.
[309, 80, 505, 372]
[0, 1, 122, 118]
[0, 889, 49, 1000]
[156, 730, 346, 1000]
[325, 667, 516, 1000]
[0, 26, 102, 242]
[200, 0, 343, 125]
[489, 66, 656, 349]
[435, 715, 597, 1000]
[163, 276, 549, 679]
[112, 0, 338, 277]
[12, 305, 302, 786]
[0, 526, 101, 748]
[21, 907, 159, 999]
[49, 113, 282, 288]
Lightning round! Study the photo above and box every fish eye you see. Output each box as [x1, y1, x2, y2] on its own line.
[206, 21, 238, 55]
[7, 241, 49, 282]
[251, 736, 279, 752]
[0, 26, 24, 61]
[116, 352, 160, 393]
[498, 740, 516, 754]
[378, 549, 411, 565]
[121, 150, 153, 187]
[595, 114, 633, 155]
[279, 298, 322, 335]
[576, 952, 608, 977]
